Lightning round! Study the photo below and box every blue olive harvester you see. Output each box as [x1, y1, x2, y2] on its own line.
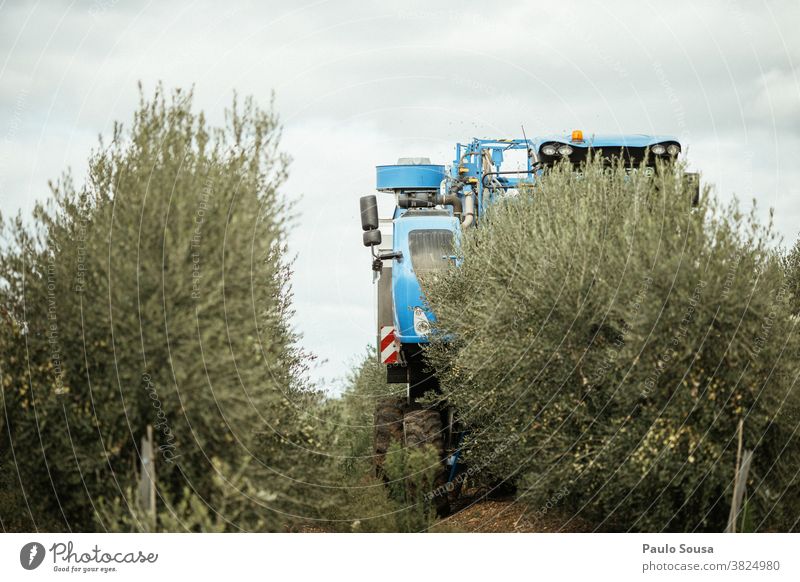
[360, 132, 699, 512]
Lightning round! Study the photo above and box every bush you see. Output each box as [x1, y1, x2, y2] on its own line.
[783, 238, 800, 316]
[0, 85, 321, 531]
[336, 348, 404, 477]
[424, 158, 800, 532]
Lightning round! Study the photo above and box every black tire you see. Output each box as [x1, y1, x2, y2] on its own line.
[373, 402, 453, 515]
[373, 397, 405, 476]
[403, 409, 444, 450]
[402, 408, 450, 515]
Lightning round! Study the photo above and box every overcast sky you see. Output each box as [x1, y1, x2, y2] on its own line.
[1, 0, 799, 389]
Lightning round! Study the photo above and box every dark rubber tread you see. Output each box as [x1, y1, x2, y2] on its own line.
[373, 397, 405, 474]
[402, 408, 449, 515]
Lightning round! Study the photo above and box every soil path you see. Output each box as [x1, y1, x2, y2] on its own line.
[434, 497, 591, 533]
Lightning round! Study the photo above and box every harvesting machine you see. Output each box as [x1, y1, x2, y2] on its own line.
[359, 131, 698, 508]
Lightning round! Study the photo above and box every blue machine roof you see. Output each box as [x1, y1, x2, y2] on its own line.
[376, 164, 446, 191]
[531, 133, 679, 149]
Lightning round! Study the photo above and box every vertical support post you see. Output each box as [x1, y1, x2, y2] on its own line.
[726, 420, 752, 533]
[138, 424, 157, 531]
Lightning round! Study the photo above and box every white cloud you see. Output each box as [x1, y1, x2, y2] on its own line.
[1, 0, 799, 387]
[749, 68, 800, 132]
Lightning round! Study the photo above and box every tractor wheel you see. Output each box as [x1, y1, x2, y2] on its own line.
[402, 408, 450, 515]
[373, 397, 406, 476]
[402, 409, 444, 451]
[373, 402, 453, 515]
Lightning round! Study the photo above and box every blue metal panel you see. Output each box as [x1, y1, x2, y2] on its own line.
[376, 164, 446, 191]
[391, 213, 459, 344]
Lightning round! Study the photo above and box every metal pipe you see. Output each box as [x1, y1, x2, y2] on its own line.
[437, 150, 481, 227]
[461, 191, 475, 227]
[435, 193, 462, 216]
[435, 190, 474, 227]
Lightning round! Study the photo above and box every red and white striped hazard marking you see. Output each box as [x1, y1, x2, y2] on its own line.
[380, 326, 399, 364]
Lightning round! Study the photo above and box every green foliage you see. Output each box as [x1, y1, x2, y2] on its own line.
[337, 348, 403, 477]
[326, 445, 440, 533]
[95, 457, 279, 532]
[424, 158, 800, 532]
[783, 238, 800, 316]
[382, 442, 441, 531]
[0, 85, 321, 531]
[323, 349, 439, 532]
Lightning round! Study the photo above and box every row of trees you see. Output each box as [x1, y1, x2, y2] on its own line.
[0, 87, 337, 532]
[424, 159, 800, 532]
[0, 86, 449, 533]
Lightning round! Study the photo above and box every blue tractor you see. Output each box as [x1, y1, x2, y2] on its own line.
[360, 131, 697, 508]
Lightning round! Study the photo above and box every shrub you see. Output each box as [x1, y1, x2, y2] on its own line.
[0, 85, 317, 531]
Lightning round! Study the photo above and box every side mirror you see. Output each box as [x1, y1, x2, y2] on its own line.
[363, 229, 382, 247]
[360, 195, 379, 231]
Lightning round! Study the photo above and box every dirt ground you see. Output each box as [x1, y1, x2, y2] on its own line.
[296, 497, 592, 533]
[433, 496, 592, 533]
